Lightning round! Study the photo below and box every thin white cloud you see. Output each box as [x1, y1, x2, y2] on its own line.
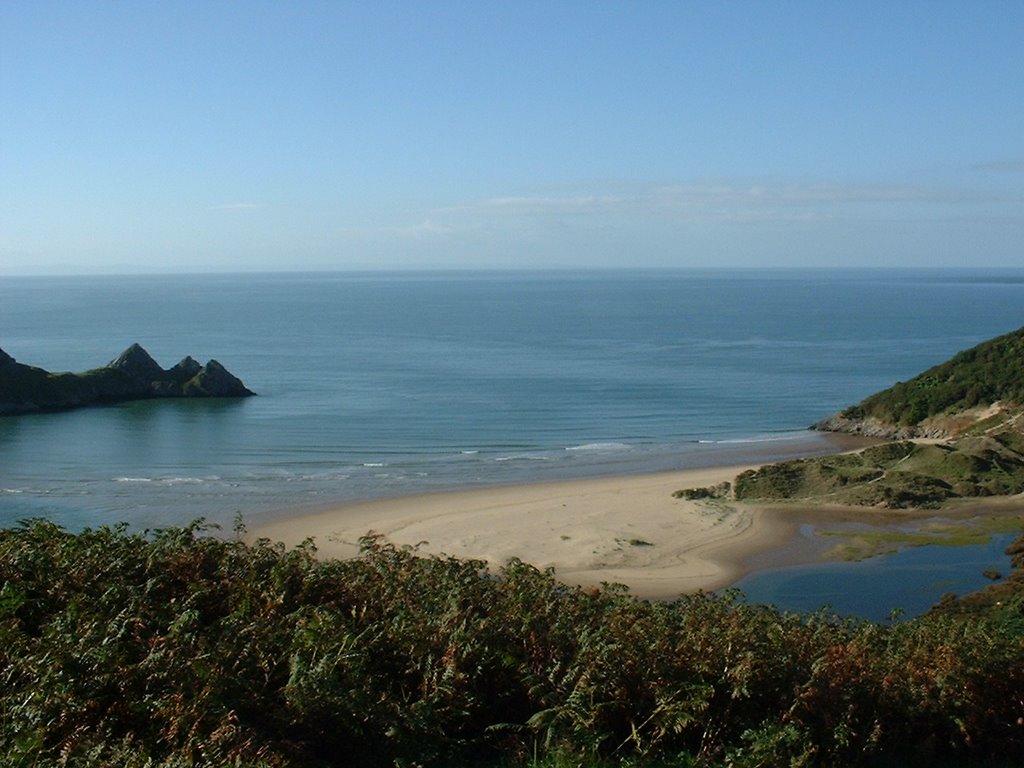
[208, 202, 266, 211]
[307, 177, 1015, 267]
[976, 161, 1024, 172]
[439, 195, 626, 217]
[427, 180, 961, 227]
[400, 217, 458, 237]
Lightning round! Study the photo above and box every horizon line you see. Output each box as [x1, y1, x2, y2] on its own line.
[5, 264, 1024, 279]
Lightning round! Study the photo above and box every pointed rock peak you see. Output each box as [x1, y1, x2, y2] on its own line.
[109, 343, 165, 380]
[183, 359, 255, 397]
[0, 347, 15, 368]
[110, 342, 148, 363]
[169, 356, 202, 377]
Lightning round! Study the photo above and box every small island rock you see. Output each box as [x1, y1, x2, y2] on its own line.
[0, 344, 255, 416]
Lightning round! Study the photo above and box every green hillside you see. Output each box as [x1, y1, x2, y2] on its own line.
[680, 326, 1024, 509]
[831, 325, 1024, 432]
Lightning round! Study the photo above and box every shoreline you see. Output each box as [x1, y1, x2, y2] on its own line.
[249, 433, 881, 597]
[251, 462, 807, 598]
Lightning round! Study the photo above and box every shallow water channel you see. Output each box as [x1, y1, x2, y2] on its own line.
[733, 528, 1018, 623]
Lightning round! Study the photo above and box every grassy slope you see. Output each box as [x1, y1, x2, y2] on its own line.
[839, 325, 1024, 429]
[678, 327, 1024, 509]
[730, 435, 1024, 508]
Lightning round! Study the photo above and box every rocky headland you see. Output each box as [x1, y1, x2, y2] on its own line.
[0, 343, 254, 416]
[812, 324, 1024, 441]
[678, 325, 1024, 509]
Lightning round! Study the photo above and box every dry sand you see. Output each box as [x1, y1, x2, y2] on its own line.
[252, 464, 798, 599]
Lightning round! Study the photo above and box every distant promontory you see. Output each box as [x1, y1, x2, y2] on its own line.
[678, 326, 1024, 509]
[0, 343, 254, 416]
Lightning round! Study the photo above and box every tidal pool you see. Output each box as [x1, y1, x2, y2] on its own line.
[733, 530, 1017, 622]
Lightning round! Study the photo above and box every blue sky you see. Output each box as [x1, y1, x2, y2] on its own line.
[1, 1, 1022, 274]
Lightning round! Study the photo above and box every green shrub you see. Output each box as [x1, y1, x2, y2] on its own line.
[1, 520, 1022, 767]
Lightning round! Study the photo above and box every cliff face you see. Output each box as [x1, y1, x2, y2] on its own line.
[813, 414, 955, 441]
[0, 344, 254, 416]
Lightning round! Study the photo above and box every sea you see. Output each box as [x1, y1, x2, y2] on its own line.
[2, 268, 1022, 616]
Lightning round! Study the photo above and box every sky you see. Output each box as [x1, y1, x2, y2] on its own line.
[1, 1, 1022, 275]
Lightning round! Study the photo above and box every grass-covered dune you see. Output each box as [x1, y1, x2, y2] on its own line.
[2, 520, 1023, 767]
[728, 435, 1024, 509]
[678, 421, 1024, 510]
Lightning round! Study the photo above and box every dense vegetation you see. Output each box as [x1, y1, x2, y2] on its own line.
[722, 435, 1024, 508]
[837, 326, 1024, 429]
[2, 519, 1023, 767]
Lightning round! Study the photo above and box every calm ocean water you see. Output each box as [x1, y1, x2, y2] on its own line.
[2, 269, 1023, 609]
[2, 268, 1023, 532]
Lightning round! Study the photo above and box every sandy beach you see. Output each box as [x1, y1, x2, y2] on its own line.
[252, 464, 799, 598]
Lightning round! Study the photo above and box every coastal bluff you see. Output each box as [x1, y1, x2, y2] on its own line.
[812, 325, 1024, 440]
[678, 325, 1024, 509]
[0, 343, 254, 416]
